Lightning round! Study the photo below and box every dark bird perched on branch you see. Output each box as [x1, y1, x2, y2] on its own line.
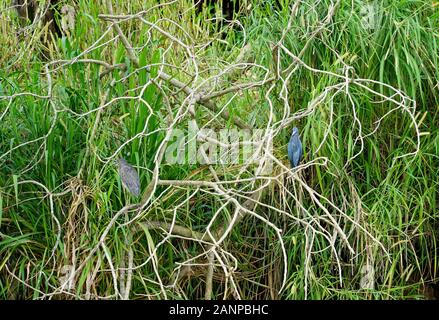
[288, 127, 303, 168]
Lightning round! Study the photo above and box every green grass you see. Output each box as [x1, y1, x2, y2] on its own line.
[0, 0, 438, 300]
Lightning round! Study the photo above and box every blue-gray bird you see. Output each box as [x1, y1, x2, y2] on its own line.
[287, 127, 303, 168]
[117, 158, 140, 196]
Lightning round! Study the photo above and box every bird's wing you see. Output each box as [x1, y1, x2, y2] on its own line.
[288, 136, 303, 167]
[122, 166, 140, 196]
[293, 140, 302, 165]
[287, 140, 295, 166]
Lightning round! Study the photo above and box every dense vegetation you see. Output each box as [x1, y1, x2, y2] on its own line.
[0, 0, 438, 299]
